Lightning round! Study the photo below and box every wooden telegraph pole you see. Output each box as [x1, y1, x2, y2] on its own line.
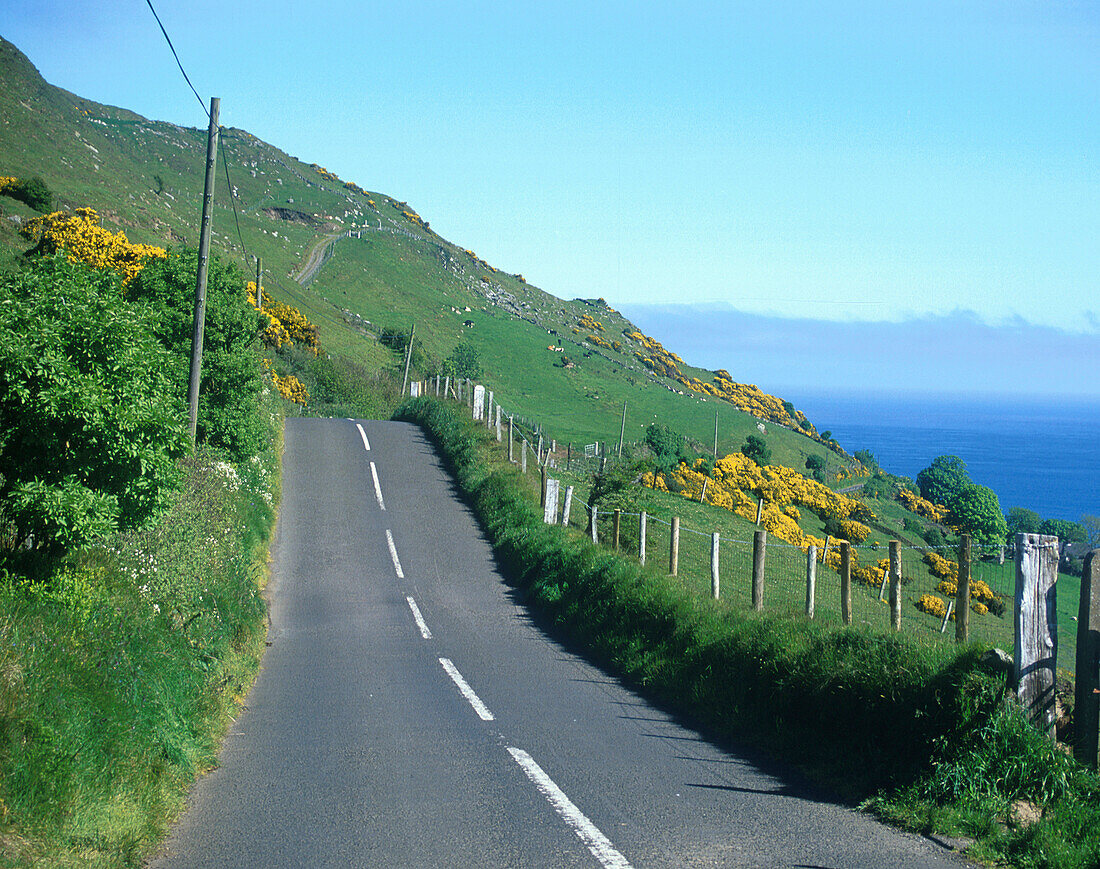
[187, 96, 220, 444]
[255, 256, 263, 312]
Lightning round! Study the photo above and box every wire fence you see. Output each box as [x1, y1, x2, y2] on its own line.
[416, 376, 1074, 669]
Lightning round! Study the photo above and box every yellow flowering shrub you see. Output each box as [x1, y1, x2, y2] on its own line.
[937, 580, 958, 597]
[263, 359, 309, 405]
[0, 176, 17, 194]
[578, 314, 605, 332]
[20, 208, 166, 284]
[897, 488, 946, 522]
[971, 600, 989, 615]
[248, 283, 321, 355]
[838, 519, 872, 544]
[924, 551, 959, 582]
[916, 594, 948, 618]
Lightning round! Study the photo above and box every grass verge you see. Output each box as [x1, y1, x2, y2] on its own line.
[0, 437, 280, 868]
[397, 396, 1100, 868]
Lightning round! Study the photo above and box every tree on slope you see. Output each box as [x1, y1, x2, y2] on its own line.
[916, 455, 970, 507]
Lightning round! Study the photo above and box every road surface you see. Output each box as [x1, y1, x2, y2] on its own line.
[149, 418, 972, 868]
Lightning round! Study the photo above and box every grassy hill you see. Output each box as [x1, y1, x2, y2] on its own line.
[0, 35, 844, 475]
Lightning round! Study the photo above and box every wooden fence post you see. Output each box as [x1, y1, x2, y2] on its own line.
[540, 465, 547, 506]
[1075, 550, 1100, 769]
[590, 507, 598, 544]
[495, 405, 502, 441]
[473, 384, 485, 421]
[1015, 533, 1059, 737]
[669, 516, 680, 576]
[752, 529, 767, 611]
[806, 545, 817, 619]
[755, 498, 764, 526]
[508, 416, 514, 461]
[889, 540, 902, 631]
[561, 485, 574, 527]
[521, 439, 528, 473]
[639, 511, 647, 566]
[956, 534, 971, 644]
[543, 478, 560, 524]
[711, 532, 720, 599]
[839, 540, 852, 625]
[613, 509, 621, 551]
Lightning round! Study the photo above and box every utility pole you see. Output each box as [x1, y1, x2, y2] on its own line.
[187, 96, 219, 444]
[401, 322, 415, 397]
[255, 256, 262, 312]
[618, 400, 627, 458]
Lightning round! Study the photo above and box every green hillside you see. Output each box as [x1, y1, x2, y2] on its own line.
[0, 35, 844, 475]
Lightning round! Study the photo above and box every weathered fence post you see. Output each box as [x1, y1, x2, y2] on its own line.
[752, 529, 767, 611]
[540, 465, 547, 507]
[613, 509, 621, 551]
[806, 545, 817, 619]
[486, 391, 494, 428]
[590, 507, 598, 544]
[561, 485, 574, 527]
[473, 384, 485, 421]
[444, 376, 451, 399]
[639, 511, 647, 566]
[755, 498, 764, 526]
[495, 405, 502, 442]
[889, 540, 902, 631]
[521, 439, 528, 473]
[508, 416, 514, 461]
[840, 540, 852, 625]
[567, 443, 572, 471]
[543, 478, 560, 525]
[956, 534, 971, 644]
[1015, 533, 1059, 737]
[1075, 550, 1100, 769]
[669, 516, 680, 576]
[711, 532, 720, 599]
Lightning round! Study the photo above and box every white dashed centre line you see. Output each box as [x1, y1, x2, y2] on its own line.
[355, 422, 371, 451]
[369, 461, 386, 511]
[385, 529, 404, 579]
[406, 596, 432, 639]
[507, 747, 633, 869]
[439, 658, 494, 721]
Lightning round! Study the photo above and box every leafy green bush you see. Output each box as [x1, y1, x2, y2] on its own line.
[4, 175, 54, 212]
[741, 434, 771, 467]
[0, 255, 187, 553]
[128, 249, 268, 462]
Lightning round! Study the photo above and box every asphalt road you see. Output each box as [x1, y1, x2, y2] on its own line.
[149, 418, 973, 868]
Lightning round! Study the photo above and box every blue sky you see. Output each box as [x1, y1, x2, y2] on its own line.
[5, 1, 1099, 393]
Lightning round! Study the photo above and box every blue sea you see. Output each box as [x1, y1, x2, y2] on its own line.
[783, 390, 1100, 523]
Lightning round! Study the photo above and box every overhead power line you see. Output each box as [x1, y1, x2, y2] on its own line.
[144, 0, 208, 116]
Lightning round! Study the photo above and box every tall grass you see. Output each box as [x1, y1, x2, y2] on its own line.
[0, 441, 278, 868]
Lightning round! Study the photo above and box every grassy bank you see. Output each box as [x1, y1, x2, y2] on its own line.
[0, 440, 279, 868]
[397, 396, 1100, 868]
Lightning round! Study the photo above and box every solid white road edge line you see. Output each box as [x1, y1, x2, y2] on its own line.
[385, 529, 405, 579]
[355, 422, 371, 451]
[369, 461, 386, 510]
[406, 596, 431, 639]
[438, 658, 494, 721]
[506, 747, 633, 869]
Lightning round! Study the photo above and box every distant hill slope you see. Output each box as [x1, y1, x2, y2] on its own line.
[0, 35, 846, 473]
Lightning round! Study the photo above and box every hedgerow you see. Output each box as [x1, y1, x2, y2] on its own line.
[395, 396, 1007, 792]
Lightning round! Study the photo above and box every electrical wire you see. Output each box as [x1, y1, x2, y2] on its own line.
[144, 0, 208, 116]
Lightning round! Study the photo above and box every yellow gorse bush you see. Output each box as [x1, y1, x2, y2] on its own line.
[917, 594, 948, 618]
[262, 359, 309, 405]
[20, 208, 166, 284]
[247, 283, 320, 355]
[0, 176, 17, 194]
[643, 453, 886, 580]
[897, 488, 946, 523]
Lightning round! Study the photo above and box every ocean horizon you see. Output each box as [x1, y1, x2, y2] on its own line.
[779, 388, 1100, 524]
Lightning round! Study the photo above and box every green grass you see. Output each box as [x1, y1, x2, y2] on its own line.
[0, 440, 279, 867]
